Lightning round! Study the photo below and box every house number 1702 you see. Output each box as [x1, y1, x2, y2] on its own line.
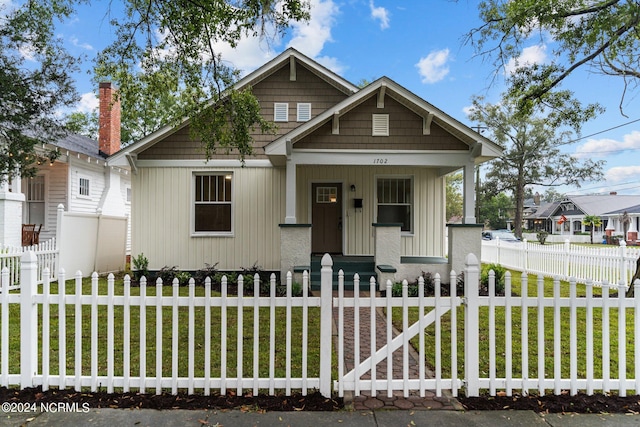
[373, 158, 388, 164]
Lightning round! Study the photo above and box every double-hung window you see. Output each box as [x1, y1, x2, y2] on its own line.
[376, 177, 413, 233]
[194, 174, 232, 233]
[78, 177, 91, 197]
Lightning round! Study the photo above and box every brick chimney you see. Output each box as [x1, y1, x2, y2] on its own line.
[98, 82, 121, 157]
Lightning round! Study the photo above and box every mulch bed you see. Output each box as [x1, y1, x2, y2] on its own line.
[0, 386, 343, 411]
[458, 391, 640, 414]
[4, 386, 640, 413]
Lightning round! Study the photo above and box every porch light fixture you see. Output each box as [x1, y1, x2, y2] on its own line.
[225, 175, 232, 180]
[350, 184, 356, 192]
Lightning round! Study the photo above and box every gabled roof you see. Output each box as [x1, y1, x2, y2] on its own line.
[524, 201, 560, 219]
[265, 76, 503, 163]
[569, 194, 640, 216]
[108, 48, 359, 167]
[604, 203, 640, 216]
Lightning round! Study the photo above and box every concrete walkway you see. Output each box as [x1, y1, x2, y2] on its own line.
[4, 407, 640, 426]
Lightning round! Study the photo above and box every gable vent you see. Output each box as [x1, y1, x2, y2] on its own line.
[372, 114, 389, 136]
[297, 103, 311, 122]
[274, 103, 289, 122]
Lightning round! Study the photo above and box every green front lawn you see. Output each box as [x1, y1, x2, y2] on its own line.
[393, 271, 638, 386]
[1, 276, 323, 383]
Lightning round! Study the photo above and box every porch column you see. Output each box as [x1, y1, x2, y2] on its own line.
[628, 216, 638, 243]
[285, 157, 297, 224]
[279, 224, 311, 282]
[605, 216, 615, 237]
[448, 224, 482, 276]
[0, 175, 25, 247]
[463, 160, 476, 224]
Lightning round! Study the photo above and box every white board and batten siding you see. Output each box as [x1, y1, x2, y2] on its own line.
[132, 166, 285, 271]
[296, 165, 446, 257]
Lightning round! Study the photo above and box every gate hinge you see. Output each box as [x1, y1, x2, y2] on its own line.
[461, 297, 467, 305]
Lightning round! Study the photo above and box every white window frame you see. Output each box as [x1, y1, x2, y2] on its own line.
[25, 174, 47, 226]
[192, 172, 234, 236]
[126, 187, 132, 204]
[372, 114, 389, 136]
[78, 176, 91, 198]
[274, 103, 289, 122]
[375, 175, 414, 234]
[297, 103, 311, 122]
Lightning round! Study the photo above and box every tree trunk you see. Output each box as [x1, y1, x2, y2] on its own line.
[626, 255, 640, 297]
[513, 174, 526, 239]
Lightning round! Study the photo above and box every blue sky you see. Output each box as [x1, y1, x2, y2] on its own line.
[50, 0, 640, 195]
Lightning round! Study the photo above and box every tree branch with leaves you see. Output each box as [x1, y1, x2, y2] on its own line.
[94, 0, 310, 156]
[466, 0, 640, 115]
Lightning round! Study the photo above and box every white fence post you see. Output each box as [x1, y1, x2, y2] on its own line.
[619, 240, 628, 286]
[319, 253, 333, 397]
[20, 251, 38, 389]
[464, 253, 480, 397]
[563, 239, 571, 279]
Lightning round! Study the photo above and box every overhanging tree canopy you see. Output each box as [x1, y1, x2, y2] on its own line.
[94, 0, 310, 156]
[467, 0, 640, 114]
[0, 0, 80, 178]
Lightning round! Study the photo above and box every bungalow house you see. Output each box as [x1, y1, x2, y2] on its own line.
[524, 193, 640, 244]
[0, 83, 131, 271]
[108, 48, 502, 286]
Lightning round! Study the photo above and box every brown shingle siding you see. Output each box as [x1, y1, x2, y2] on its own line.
[295, 95, 468, 151]
[138, 61, 349, 160]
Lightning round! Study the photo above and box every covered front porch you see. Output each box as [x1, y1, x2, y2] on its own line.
[274, 151, 484, 287]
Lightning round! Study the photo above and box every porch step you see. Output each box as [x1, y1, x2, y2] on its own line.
[309, 255, 376, 291]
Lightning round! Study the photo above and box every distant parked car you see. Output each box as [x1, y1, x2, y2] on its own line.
[482, 230, 521, 242]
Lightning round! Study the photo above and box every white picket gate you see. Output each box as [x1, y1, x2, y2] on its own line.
[3, 251, 640, 399]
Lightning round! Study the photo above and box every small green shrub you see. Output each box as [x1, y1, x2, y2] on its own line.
[481, 263, 506, 295]
[536, 230, 549, 245]
[195, 262, 218, 284]
[156, 266, 179, 284]
[175, 271, 192, 286]
[132, 253, 149, 281]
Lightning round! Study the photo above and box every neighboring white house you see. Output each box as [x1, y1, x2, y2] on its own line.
[108, 49, 502, 282]
[0, 83, 131, 272]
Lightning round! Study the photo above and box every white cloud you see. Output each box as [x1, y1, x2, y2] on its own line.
[212, 0, 343, 76]
[369, 0, 390, 30]
[18, 43, 36, 61]
[574, 130, 640, 158]
[605, 165, 640, 183]
[287, 0, 339, 57]
[77, 92, 98, 113]
[505, 44, 547, 75]
[416, 49, 450, 84]
[69, 36, 93, 51]
[462, 105, 475, 118]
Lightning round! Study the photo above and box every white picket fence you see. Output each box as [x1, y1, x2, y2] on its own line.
[3, 251, 640, 399]
[0, 239, 58, 290]
[482, 239, 640, 286]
